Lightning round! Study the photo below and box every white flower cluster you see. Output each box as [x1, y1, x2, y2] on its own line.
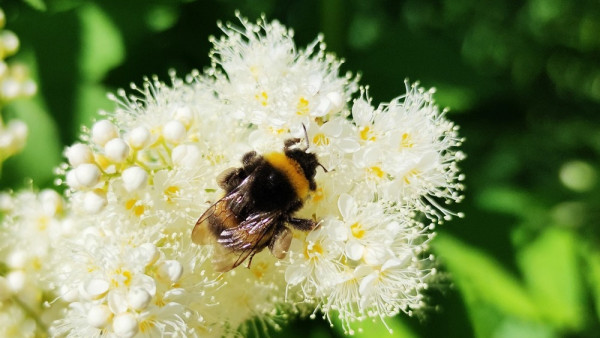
[0, 7, 37, 166]
[0, 189, 68, 336]
[0, 14, 464, 337]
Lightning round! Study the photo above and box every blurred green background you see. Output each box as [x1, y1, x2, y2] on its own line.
[1, 0, 599, 337]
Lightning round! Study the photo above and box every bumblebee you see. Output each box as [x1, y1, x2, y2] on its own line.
[192, 131, 327, 272]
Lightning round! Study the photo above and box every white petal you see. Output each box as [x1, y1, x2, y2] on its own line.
[345, 241, 364, 261]
[84, 278, 109, 300]
[157, 260, 183, 283]
[87, 304, 112, 328]
[127, 287, 151, 311]
[337, 193, 356, 220]
[338, 138, 361, 153]
[285, 263, 310, 285]
[108, 288, 128, 314]
[112, 312, 139, 338]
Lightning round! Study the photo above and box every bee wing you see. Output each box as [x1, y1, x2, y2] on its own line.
[191, 177, 254, 245]
[213, 211, 284, 272]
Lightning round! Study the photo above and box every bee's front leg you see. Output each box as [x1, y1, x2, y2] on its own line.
[287, 217, 318, 231]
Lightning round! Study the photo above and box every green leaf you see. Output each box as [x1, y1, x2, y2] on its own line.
[21, 0, 47, 11]
[75, 84, 114, 129]
[586, 246, 600, 322]
[1, 98, 62, 187]
[331, 315, 417, 338]
[78, 3, 125, 82]
[433, 233, 540, 338]
[517, 228, 585, 330]
[476, 186, 544, 220]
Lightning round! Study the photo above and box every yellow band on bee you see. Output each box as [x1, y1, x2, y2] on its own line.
[264, 152, 309, 199]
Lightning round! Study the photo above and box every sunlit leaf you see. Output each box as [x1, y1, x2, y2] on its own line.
[434, 232, 540, 337]
[586, 246, 600, 322]
[517, 228, 585, 330]
[1, 98, 62, 187]
[331, 315, 417, 338]
[78, 3, 125, 82]
[21, 0, 47, 11]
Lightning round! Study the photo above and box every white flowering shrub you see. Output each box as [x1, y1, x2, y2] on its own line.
[0, 7, 37, 169]
[1, 14, 463, 337]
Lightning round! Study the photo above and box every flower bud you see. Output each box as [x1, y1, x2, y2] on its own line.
[174, 106, 194, 128]
[74, 163, 101, 188]
[7, 250, 26, 269]
[6, 270, 25, 292]
[83, 189, 107, 214]
[157, 260, 183, 283]
[121, 166, 147, 192]
[1, 30, 19, 56]
[66, 143, 94, 167]
[136, 243, 159, 267]
[104, 138, 130, 163]
[83, 278, 109, 300]
[171, 144, 201, 167]
[1, 78, 20, 99]
[127, 287, 152, 311]
[65, 170, 82, 189]
[163, 120, 186, 144]
[92, 120, 119, 147]
[127, 126, 151, 150]
[113, 312, 139, 338]
[326, 92, 344, 113]
[87, 304, 112, 328]
[21, 80, 37, 97]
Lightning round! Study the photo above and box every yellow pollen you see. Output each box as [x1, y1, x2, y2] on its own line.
[255, 91, 268, 106]
[360, 126, 376, 141]
[251, 262, 268, 279]
[164, 186, 179, 203]
[154, 293, 165, 307]
[140, 319, 155, 333]
[350, 223, 366, 239]
[94, 153, 111, 171]
[125, 199, 145, 217]
[312, 187, 325, 203]
[368, 166, 385, 178]
[37, 216, 49, 231]
[400, 133, 414, 148]
[304, 241, 324, 259]
[122, 270, 132, 286]
[32, 257, 42, 270]
[313, 133, 330, 146]
[268, 126, 287, 135]
[296, 97, 309, 115]
[403, 169, 420, 184]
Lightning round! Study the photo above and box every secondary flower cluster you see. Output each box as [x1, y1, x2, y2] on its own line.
[0, 7, 37, 168]
[1, 14, 464, 337]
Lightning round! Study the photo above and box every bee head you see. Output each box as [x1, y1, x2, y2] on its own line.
[283, 125, 328, 189]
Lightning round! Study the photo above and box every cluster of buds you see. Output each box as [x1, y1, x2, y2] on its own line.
[0, 7, 37, 166]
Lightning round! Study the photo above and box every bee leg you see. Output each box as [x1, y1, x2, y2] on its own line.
[288, 217, 318, 231]
[246, 251, 258, 269]
[216, 167, 243, 191]
[241, 151, 259, 169]
[284, 138, 302, 150]
[269, 226, 292, 259]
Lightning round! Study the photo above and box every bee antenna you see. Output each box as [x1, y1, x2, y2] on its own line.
[302, 124, 310, 150]
[318, 161, 328, 173]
